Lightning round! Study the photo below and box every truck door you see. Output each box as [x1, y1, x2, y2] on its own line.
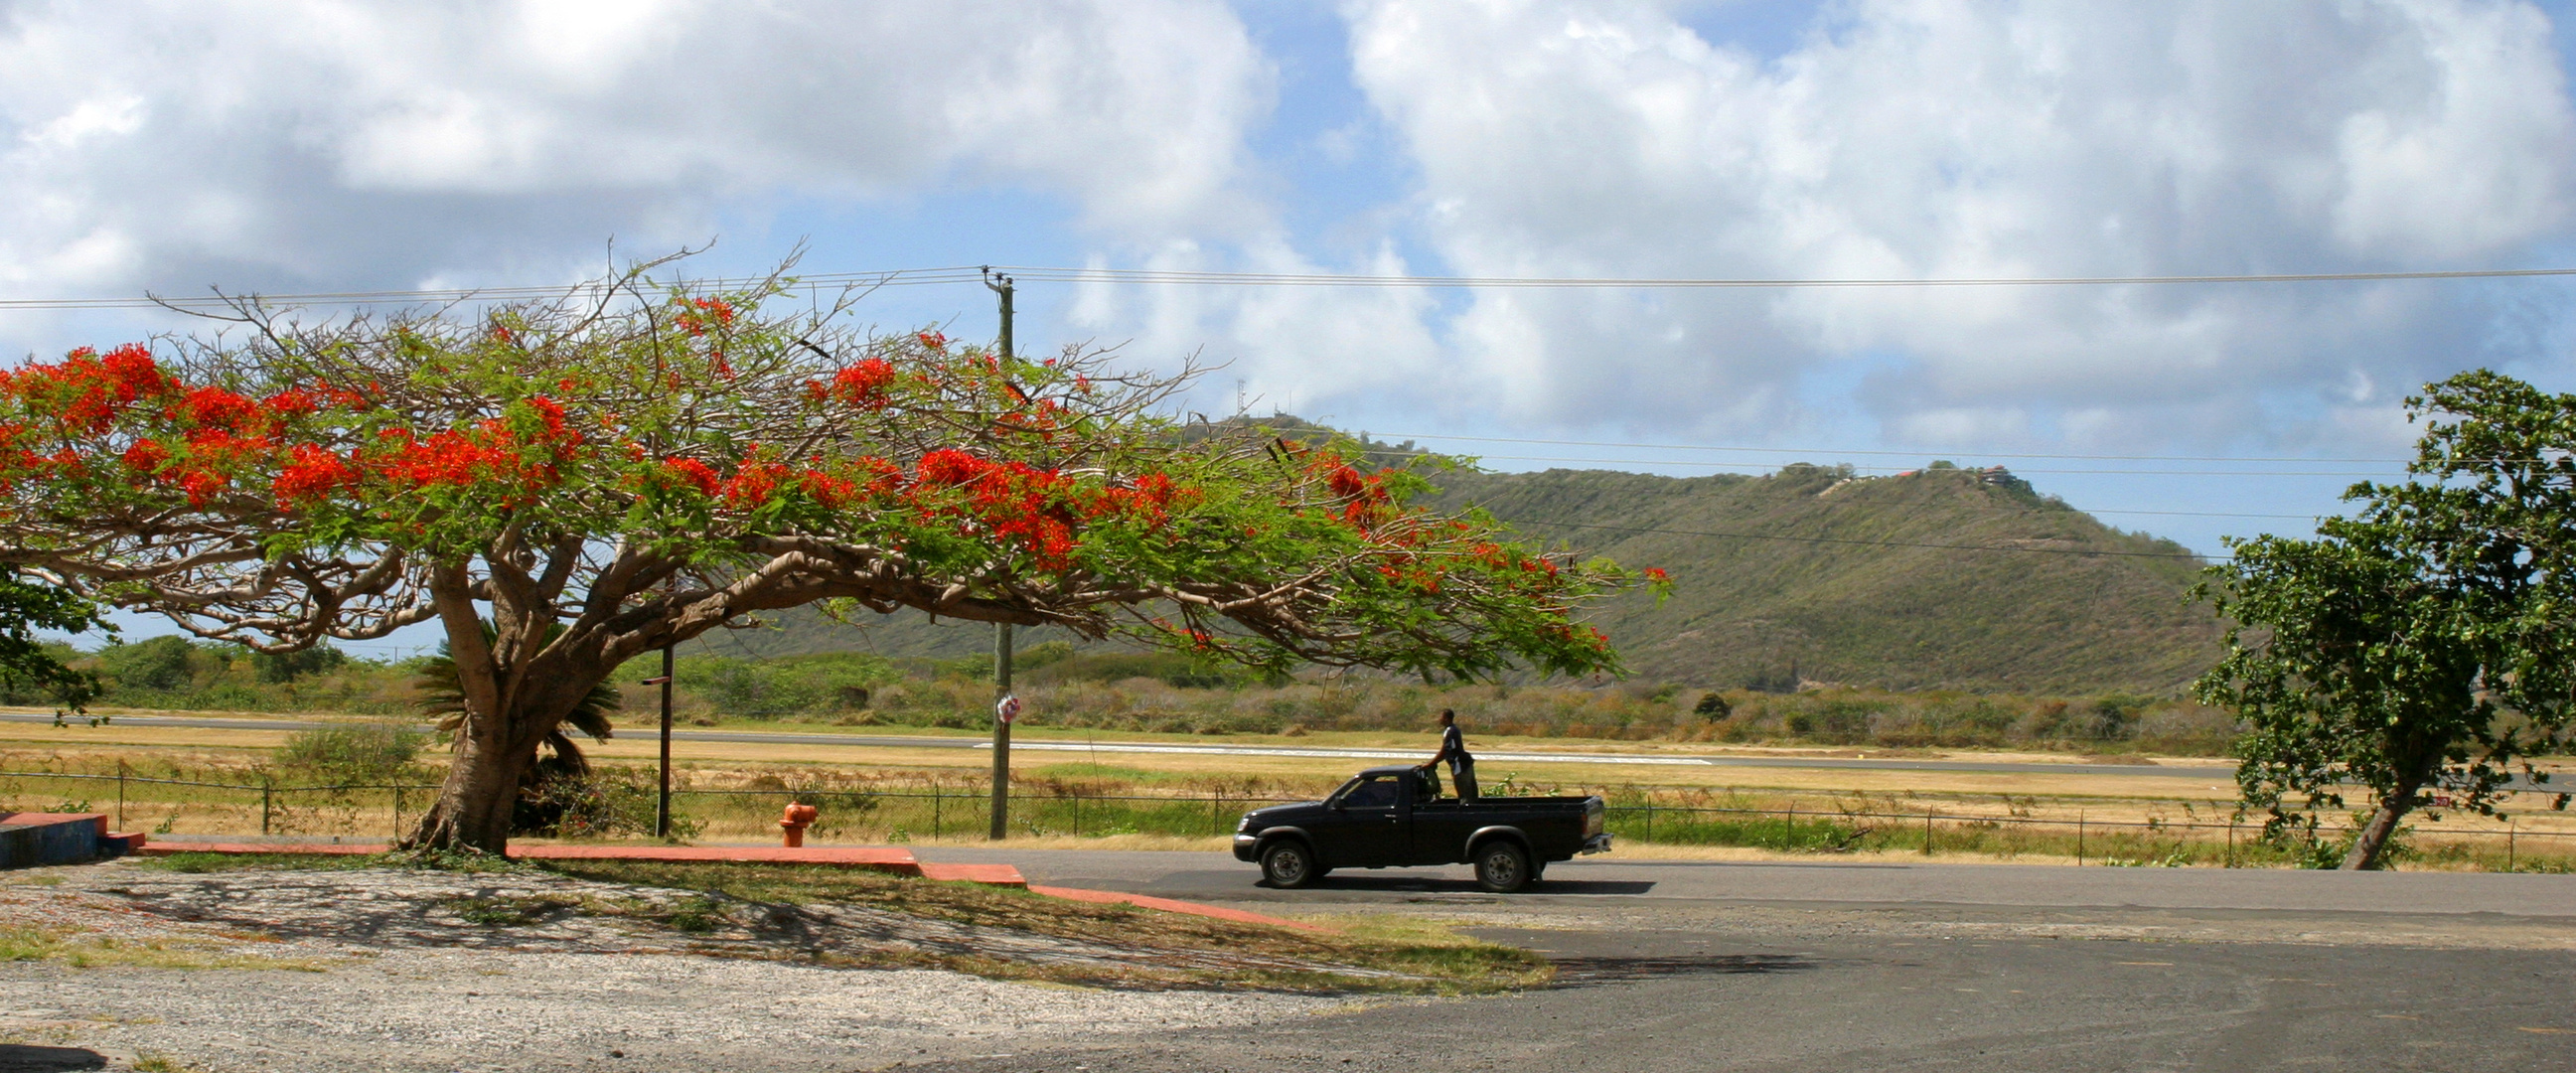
[1328, 773, 1411, 867]
[1410, 803, 1473, 864]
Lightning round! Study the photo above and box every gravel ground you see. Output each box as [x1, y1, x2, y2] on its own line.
[0, 861, 1363, 1072]
[2, 950, 1340, 1072]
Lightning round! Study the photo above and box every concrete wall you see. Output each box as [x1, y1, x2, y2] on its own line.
[0, 813, 109, 869]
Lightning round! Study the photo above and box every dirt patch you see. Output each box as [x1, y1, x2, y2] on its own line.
[19, 855, 1511, 993]
[0, 859, 1402, 1072]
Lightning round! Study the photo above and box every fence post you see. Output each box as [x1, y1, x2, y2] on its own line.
[2225, 817, 2236, 868]
[261, 778, 274, 837]
[116, 762, 126, 828]
[932, 784, 942, 843]
[2076, 813, 2084, 865]
[1644, 791, 1654, 843]
[1211, 792, 1222, 838]
[2507, 818, 2516, 872]
[1073, 791, 1083, 838]
[392, 786, 404, 841]
[1922, 807, 1934, 855]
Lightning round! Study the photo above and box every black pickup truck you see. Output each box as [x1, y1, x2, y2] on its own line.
[1231, 766, 1610, 892]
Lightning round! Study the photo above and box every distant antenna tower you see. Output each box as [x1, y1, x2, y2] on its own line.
[1234, 378, 1247, 415]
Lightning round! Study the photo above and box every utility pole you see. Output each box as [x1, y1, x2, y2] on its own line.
[984, 267, 1016, 840]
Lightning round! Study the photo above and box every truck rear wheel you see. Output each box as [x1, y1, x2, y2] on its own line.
[1473, 841, 1532, 893]
[1261, 841, 1319, 888]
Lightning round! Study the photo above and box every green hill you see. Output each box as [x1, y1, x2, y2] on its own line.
[1422, 462, 2221, 693]
[687, 448, 2225, 694]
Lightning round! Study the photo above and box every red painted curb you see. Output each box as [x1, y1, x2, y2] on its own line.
[917, 861, 1028, 886]
[133, 842, 383, 855]
[1027, 884, 1331, 933]
[515, 844, 920, 870]
[119, 841, 1040, 889]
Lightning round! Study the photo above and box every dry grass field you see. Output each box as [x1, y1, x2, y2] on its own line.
[4, 706, 2569, 870]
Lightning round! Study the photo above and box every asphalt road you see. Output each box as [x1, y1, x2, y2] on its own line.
[913, 847, 2576, 918]
[0, 709, 2237, 779]
[893, 850, 2576, 1073]
[898, 928, 2576, 1073]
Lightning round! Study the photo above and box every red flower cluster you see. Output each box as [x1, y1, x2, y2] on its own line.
[809, 359, 898, 409]
[121, 439, 169, 474]
[629, 447, 1172, 569]
[674, 297, 737, 337]
[371, 397, 583, 503]
[1312, 458, 1394, 529]
[909, 451, 1191, 569]
[174, 386, 265, 434]
[272, 444, 361, 507]
[662, 457, 721, 497]
[0, 345, 177, 434]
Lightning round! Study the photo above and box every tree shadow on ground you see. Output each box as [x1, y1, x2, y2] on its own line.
[0, 1044, 108, 1072]
[1297, 876, 1657, 895]
[1546, 953, 1819, 986]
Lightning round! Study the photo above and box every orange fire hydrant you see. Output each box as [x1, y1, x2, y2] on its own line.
[780, 801, 819, 847]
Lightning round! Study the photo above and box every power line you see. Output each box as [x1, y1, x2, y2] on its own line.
[7, 259, 2576, 312]
[0, 267, 994, 313]
[990, 264, 2576, 289]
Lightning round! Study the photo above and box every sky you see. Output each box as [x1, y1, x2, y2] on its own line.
[7, 0, 2576, 656]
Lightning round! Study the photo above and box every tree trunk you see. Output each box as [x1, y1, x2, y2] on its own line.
[2341, 752, 2436, 871]
[2340, 797, 2412, 870]
[404, 722, 535, 853]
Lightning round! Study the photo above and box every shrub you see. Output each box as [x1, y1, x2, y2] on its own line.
[675, 653, 901, 718]
[274, 720, 424, 784]
[517, 769, 699, 840]
[100, 636, 200, 692]
[1023, 650, 1282, 689]
[252, 644, 348, 684]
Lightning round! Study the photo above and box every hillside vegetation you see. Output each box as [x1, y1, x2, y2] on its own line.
[19, 625, 2237, 755]
[1427, 462, 2221, 693]
[693, 453, 2223, 694]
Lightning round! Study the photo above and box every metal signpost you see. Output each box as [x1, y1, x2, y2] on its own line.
[641, 646, 675, 839]
[990, 629, 1017, 839]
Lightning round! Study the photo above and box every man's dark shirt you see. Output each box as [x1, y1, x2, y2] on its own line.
[1436, 723, 1469, 767]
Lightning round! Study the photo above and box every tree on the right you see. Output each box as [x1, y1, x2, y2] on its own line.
[2197, 371, 2576, 870]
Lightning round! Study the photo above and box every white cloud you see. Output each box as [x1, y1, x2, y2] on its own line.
[0, 0, 1270, 293]
[2, 0, 2567, 460]
[1324, 0, 2576, 447]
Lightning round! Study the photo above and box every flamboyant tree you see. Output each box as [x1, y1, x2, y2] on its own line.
[0, 257, 1653, 850]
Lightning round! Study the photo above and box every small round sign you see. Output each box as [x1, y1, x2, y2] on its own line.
[994, 694, 1022, 724]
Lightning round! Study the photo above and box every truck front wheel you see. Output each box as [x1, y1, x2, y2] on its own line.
[1261, 841, 1319, 888]
[1473, 841, 1532, 893]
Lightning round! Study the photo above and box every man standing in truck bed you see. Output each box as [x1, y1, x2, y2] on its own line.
[1420, 708, 1477, 802]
